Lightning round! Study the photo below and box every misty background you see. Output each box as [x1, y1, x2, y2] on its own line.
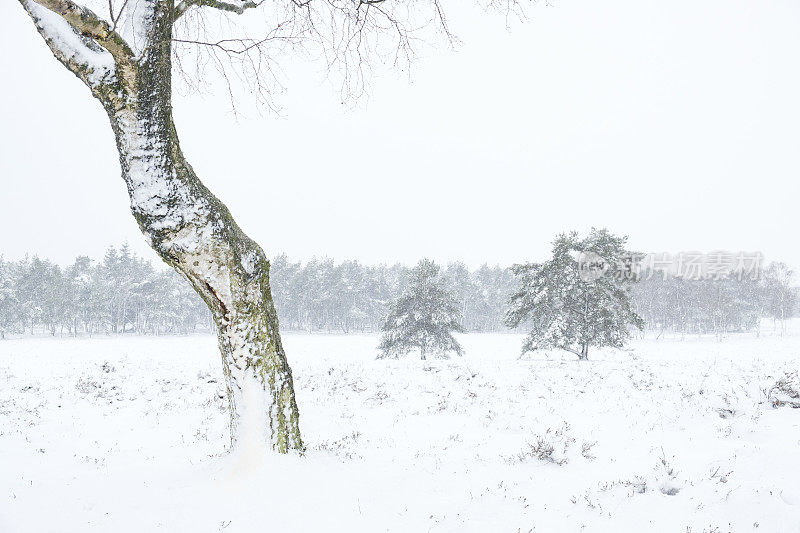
[0, 245, 795, 338]
[1, 0, 798, 271]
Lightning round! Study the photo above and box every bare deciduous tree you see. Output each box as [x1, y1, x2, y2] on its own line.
[16, 0, 522, 454]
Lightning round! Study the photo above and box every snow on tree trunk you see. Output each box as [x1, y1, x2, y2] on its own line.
[20, 0, 303, 453]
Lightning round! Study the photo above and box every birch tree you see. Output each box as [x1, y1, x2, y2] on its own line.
[15, 0, 517, 454]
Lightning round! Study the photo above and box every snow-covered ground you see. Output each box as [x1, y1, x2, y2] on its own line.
[1, 331, 799, 532]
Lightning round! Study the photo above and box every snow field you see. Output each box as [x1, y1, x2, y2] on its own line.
[1, 333, 799, 532]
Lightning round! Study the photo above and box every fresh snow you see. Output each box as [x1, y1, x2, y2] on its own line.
[24, 0, 116, 87]
[1, 332, 799, 532]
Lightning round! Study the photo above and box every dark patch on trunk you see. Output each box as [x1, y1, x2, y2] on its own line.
[202, 279, 228, 317]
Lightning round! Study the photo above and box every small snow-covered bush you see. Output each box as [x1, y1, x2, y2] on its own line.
[767, 371, 800, 408]
[75, 376, 110, 397]
[511, 422, 576, 465]
[314, 431, 363, 460]
[581, 440, 597, 460]
[709, 466, 732, 484]
[714, 392, 738, 419]
[576, 450, 686, 510]
[655, 451, 683, 496]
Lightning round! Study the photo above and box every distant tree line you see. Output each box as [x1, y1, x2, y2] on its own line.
[0, 245, 796, 339]
[0, 248, 515, 338]
[633, 262, 797, 337]
[0, 245, 211, 338]
[269, 255, 515, 333]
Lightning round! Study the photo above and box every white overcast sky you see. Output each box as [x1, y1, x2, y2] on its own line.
[1, 0, 799, 269]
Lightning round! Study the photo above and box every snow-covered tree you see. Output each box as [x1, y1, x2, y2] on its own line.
[13, 256, 66, 336]
[444, 262, 477, 330]
[471, 264, 516, 332]
[761, 262, 797, 335]
[0, 259, 18, 339]
[506, 229, 644, 360]
[66, 256, 98, 335]
[330, 260, 368, 333]
[16, 0, 521, 454]
[379, 259, 464, 360]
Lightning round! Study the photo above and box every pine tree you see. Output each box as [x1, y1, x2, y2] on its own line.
[444, 262, 477, 331]
[379, 259, 465, 360]
[0, 258, 17, 339]
[506, 229, 643, 360]
[761, 262, 797, 335]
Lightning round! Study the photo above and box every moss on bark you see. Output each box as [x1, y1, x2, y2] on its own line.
[24, 0, 304, 454]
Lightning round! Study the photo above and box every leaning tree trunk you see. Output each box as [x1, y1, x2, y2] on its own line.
[20, 0, 303, 453]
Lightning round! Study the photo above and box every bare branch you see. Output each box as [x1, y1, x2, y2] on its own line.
[174, 0, 262, 20]
[108, 0, 130, 32]
[173, 34, 298, 55]
[172, 10, 301, 113]
[171, 0, 527, 110]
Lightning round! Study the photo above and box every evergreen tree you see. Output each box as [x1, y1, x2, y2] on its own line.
[472, 264, 516, 332]
[332, 260, 368, 333]
[444, 262, 477, 330]
[506, 229, 643, 360]
[0, 258, 17, 339]
[269, 254, 303, 330]
[65, 256, 92, 335]
[379, 259, 465, 360]
[761, 262, 797, 334]
[15, 256, 65, 335]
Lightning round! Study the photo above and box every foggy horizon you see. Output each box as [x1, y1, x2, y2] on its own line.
[2, 0, 798, 271]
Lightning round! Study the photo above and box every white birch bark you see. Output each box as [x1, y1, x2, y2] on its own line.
[19, 0, 304, 453]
